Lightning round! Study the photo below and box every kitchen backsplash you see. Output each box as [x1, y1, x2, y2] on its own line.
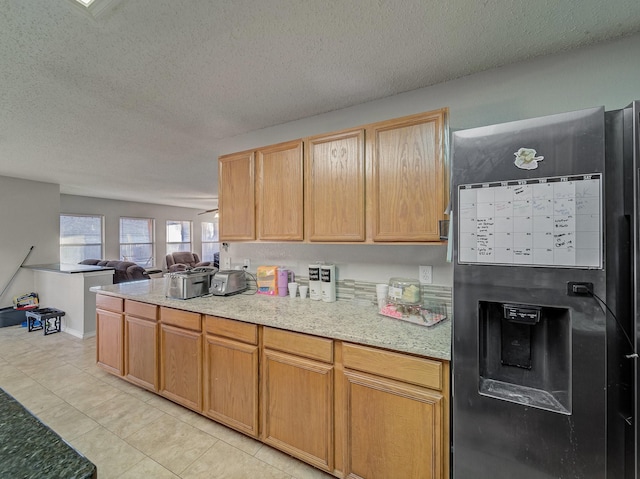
[291, 276, 452, 318]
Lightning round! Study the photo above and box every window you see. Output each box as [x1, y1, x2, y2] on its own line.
[166, 220, 191, 254]
[201, 219, 219, 263]
[120, 217, 154, 267]
[60, 214, 103, 263]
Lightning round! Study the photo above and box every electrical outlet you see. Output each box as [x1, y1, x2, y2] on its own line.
[243, 259, 251, 269]
[222, 256, 231, 269]
[419, 265, 433, 284]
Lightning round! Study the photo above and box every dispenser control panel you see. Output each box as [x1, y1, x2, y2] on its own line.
[502, 303, 541, 324]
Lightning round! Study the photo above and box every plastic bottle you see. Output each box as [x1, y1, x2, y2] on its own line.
[277, 268, 289, 297]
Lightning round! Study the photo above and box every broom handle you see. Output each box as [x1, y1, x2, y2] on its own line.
[0, 246, 35, 301]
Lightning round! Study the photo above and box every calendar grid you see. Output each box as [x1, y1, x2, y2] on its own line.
[457, 174, 602, 268]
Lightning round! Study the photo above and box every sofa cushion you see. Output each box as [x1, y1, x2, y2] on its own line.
[166, 252, 212, 272]
[169, 252, 199, 266]
[79, 259, 150, 284]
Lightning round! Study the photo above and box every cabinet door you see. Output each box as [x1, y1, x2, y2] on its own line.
[96, 308, 124, 376]
[262, 349, 334, 472]
[256, 140, 304, 240]
[219, 150, 255, 241]
[367, 109, 447, 242]
[124, 315, 158, 391]
[343, 370, 444, 479]
[159, 324, 203, 412]
[203, 335, 259, 437]
[306, 129, 365, 241]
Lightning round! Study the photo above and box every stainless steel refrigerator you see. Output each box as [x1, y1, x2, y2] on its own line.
[451, 104, 638, 478]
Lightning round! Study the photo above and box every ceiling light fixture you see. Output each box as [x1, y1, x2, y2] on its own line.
[68, 0, 122, 20]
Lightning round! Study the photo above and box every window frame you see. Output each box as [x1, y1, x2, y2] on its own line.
[60, 214, 104, 264]
[119, 216, 155, 268]
[166, 220, 192, 255]
[201, 219, 219, 263]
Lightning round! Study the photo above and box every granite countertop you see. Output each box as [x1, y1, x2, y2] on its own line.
[23, 263, 115, 274]
[0, 388, 96, 479]
[91, 279, 451, 361]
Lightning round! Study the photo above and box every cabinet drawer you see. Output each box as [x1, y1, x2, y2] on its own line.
[263, 327, 333, 363]
[125, 300, 157, 320]
[204, 316, 257, 345]
[160, 307, 201, 331]
[96, 294, 123, 313]
[342, 343, 443, 390]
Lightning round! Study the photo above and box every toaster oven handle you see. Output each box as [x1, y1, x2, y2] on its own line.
[192, 266, 219, 274]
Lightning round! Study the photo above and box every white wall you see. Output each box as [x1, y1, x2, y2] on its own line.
[60, 195, 217, 269]
[0, 177, 60, 308]
[217, 33, 640, 285]
[4, 34, 639, 295]
[227, 243, 451, 286]
[218, 34, 640, 151]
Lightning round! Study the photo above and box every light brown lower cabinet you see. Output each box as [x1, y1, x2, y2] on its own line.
[340, 343, 450, 479]
[124, 300, 158, 391]
[203, 315, 259, 437]
[96, 295, 124, 376]
[159, 307, 203, 412]
[95, 296, 450, 479]
[262, 327, 335, 473]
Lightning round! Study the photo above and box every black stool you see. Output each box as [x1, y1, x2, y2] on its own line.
[25, 308, 65, 335]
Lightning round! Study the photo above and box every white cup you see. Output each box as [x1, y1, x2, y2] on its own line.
[376, 284, 389, 309]
[299, 285, 308, 299]
[376, 283, 389, 294]
[288, 282, 298, 298]
[377, 293, 388, 310]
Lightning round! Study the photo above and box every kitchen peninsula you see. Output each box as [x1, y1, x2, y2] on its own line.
[92, 279, 451, 478]
[25, 263, 115, 338]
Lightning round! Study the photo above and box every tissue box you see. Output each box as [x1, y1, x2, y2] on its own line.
[256, 266, 278, 295]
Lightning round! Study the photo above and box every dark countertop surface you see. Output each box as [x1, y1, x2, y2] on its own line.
[22, 263, 115, 274]
[0, 388, 96, 479]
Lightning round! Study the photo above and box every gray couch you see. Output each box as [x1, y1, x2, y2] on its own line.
[165, 252, 212, 273]
[79, 259, 150, 283]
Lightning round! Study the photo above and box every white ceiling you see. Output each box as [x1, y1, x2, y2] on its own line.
[2, 0, 640, 211]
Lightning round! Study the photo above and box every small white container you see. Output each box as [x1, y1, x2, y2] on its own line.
[308, 263, 322, 300]
[321, 264, 336, 302]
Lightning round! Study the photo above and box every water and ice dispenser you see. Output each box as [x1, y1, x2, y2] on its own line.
[478, 301, 571, 414]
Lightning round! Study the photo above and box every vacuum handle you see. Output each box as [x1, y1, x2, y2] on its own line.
[0, 246, 35, 301]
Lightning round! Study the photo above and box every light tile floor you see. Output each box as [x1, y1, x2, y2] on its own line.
[0, 325, 335, 479]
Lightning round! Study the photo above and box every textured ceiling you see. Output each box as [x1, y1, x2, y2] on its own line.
[1, 0, 640, 211]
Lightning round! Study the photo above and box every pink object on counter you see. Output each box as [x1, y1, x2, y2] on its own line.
[277, 269, 289, 296]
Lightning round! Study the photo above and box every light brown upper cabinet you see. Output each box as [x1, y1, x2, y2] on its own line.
[256, 140, 304, 241]
[367, 109, 448, 242]
[219, 150, 256, 241]
[305, 129, 365, 242]
[218, 108, 448, 244]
